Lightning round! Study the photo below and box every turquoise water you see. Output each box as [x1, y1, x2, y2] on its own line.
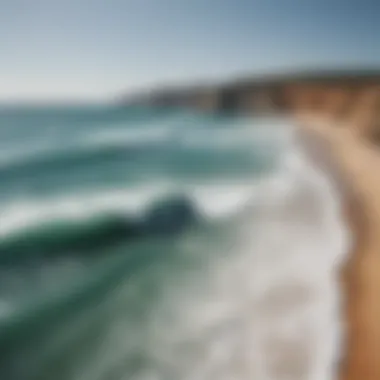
[0, 106, 347, 380]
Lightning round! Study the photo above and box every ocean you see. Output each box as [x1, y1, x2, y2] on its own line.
[0, 106, 350, 380]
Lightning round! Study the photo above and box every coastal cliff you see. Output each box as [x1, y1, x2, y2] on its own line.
[123, 69, 380, 138]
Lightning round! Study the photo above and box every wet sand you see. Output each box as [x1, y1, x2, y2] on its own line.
[296, 116, 380, 380]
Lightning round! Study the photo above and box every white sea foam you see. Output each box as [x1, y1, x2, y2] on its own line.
[0, 142, 55, 169]
[84, 126, 174, 147]
[69, 126, 351, 380]
[151, 142, 348, 380]
[180, 124, 292, 150]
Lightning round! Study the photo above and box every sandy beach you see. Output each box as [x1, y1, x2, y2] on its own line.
[297, 115, 380, 380]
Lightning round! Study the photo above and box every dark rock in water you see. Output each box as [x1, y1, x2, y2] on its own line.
[144, 195, 199, 235]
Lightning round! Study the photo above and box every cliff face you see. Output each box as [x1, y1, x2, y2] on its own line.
[127, 70, 380, 113]
[123, 70, 380, 139]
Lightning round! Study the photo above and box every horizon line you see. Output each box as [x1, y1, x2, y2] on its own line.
[1, 65, 380, 106]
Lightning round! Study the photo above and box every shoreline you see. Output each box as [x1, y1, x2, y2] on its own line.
[296, 117, 380, 380]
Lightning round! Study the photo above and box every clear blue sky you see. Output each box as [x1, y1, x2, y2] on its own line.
[0, 0, 378, 101]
